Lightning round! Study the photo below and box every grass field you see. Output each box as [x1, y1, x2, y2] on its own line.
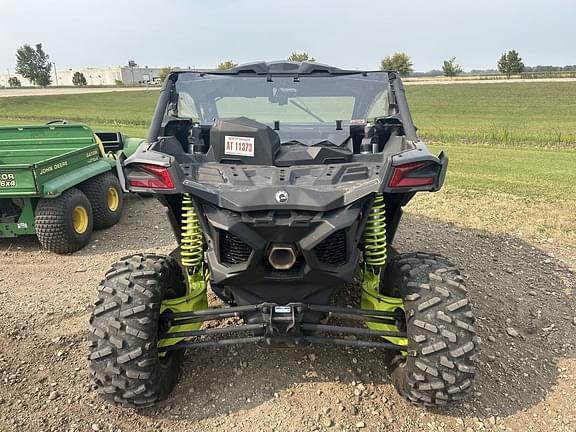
[1, 81, 576, 147]
[418, 143, 576, 255]
[0, 82, 574, 256]
[406, 82, 576, 147]
[0, 91, 158, 136]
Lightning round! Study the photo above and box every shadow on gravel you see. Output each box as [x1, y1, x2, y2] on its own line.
[0, 195, 176, 256]
[136, 213, 575, 422]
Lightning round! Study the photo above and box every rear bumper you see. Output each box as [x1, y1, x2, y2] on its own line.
[199, 198, 370, 308]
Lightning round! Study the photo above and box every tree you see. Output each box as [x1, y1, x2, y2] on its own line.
[8, 76, 21, 87]
[287, 52, 315, 62]
[380, 52, 413, 76]
[498, 50, 525, 79]
[158, 67, 172, 83]
[442, 57, 463, 77]
[15, 43, 52, 87]
[217, 61, 237, 70]
[72, 72, 87, 86]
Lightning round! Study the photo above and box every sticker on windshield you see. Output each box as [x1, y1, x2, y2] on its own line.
[224, 136, 254, 157]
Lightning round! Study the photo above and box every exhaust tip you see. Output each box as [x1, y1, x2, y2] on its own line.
[268, 244, 297, 270]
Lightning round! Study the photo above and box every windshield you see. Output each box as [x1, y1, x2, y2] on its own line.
[172, 72, 392, 145]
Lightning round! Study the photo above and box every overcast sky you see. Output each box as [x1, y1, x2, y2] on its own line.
[1, 0, 574, 73]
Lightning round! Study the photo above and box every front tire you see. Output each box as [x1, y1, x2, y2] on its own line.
[88, 254, 187, 407]
[382, 252, 477, 406]
[35, 188, 93, 254]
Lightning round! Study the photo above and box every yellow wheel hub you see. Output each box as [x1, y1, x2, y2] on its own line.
[107, 187, 120, 212]
[72, 206, 89, 234]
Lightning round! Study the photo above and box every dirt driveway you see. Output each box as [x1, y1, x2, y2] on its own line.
[0, 196, 574, 432]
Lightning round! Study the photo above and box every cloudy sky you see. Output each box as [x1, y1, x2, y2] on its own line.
[1, 0, 574, 73]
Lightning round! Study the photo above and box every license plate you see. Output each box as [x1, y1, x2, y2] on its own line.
[224, 135, 254, 157]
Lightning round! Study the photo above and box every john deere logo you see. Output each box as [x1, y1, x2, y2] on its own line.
[275, 190, 289, 203]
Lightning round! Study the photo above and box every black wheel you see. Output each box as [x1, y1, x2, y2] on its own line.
[381, 252, 477, 406]
[35, 188, 93, 254]
[88, 254, 187, 407]
[81, 172, 124, 229]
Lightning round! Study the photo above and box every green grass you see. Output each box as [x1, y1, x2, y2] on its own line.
[406, 82, 576, 147]
[0, 91, 158, 136]
[428, 143, 576, 201]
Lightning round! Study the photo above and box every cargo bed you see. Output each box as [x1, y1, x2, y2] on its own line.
[0, 124, 107, 197]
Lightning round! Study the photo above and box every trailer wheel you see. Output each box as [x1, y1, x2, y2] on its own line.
[81, 172, 124, 229]
[88, 254, 187, 407]
[381, 252, 477, 407]
[35, 188, 93, 254]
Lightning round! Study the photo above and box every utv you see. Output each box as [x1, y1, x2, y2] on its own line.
[88, 61, 476, 408]
[0, 122, 141, 253]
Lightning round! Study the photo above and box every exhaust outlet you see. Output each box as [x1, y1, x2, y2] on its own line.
[268, 244, 297, 270]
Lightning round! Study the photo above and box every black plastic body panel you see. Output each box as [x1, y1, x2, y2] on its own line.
[207, 117, 280, 165]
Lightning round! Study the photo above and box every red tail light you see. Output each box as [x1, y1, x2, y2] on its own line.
[388, 162, 436, 188]
[127, 164, 174, 189]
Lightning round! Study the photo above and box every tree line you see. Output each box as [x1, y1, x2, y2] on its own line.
[215, 50, 529, 79]
[6, 44, 570, 88]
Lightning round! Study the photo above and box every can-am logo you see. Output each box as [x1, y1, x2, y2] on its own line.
[275, 190, 289, 203]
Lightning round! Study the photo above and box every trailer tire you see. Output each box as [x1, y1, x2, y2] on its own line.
[381, 252, 477, 407]
[81, 172, 124, 229]
[35, 188, 93, 254]
[88, 254, 187, 408]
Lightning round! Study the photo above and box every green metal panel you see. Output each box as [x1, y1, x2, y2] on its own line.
[0, 166, 37, 195]
[0, 124, 96, 165]
[42, 159, 113, 196]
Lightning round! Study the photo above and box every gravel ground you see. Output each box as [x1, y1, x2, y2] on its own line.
[0, 195, 574, 432]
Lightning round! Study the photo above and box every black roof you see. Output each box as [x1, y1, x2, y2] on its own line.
[175, 61, 387, 76]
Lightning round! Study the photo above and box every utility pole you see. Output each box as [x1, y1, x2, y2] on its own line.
[52, 62, 59, 87]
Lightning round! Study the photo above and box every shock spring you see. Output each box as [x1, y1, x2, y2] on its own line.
[181, 194, 204, 269]
[363, 193, 387, 267]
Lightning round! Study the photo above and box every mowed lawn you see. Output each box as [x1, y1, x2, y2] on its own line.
[0, 90, 158, 135]
[406, 82, 576, 146]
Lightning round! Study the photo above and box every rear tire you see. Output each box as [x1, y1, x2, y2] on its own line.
[35, 188, 93, 254]
[382, 252, 477, 406]
[88, 254, 187, 407]
[81, 172, 124, 229]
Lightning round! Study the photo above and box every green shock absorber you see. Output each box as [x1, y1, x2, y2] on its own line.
[363, 193, 387, 267]
[360, 193, 407, 348]
[181, 193, 204, 268]
[158, 193, 208, 350]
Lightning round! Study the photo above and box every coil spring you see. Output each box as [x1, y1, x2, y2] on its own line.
[181, 194, 204, 268]
[363, 193, 387, 267]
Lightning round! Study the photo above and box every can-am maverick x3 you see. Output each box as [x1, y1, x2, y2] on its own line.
[88, 61, 476, 408]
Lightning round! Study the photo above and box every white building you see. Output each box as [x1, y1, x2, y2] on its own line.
[0, 66, 166, 87]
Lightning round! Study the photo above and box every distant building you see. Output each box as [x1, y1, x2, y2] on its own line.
[0, 66, 167, 87]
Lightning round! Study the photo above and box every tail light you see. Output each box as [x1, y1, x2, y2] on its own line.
[388, 161, 436, 188]
[127, 164, 174, 189]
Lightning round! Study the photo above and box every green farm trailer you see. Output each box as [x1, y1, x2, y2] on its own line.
[0, 123, 142, 253]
